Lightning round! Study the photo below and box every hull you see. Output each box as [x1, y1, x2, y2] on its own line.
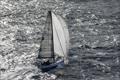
[41, 60, 64, 72]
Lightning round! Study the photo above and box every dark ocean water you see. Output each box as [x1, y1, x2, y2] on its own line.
[57, 47, 120, 80]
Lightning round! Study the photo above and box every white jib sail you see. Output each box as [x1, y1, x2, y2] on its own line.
[56, 15, 70, 51]
[52, 12, 69, 59]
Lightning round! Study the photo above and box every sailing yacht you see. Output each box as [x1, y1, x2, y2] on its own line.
[38, 11, 69, 72]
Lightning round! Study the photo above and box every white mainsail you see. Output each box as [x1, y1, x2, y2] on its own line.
[52, 12, 69, 58]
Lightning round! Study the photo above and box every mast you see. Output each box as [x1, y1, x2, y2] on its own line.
[49, 11, 55, 62]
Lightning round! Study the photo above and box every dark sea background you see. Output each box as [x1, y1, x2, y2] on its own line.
[0, 0, 120, 80]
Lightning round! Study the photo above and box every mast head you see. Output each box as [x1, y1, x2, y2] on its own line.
[48, 10, 52, 14]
